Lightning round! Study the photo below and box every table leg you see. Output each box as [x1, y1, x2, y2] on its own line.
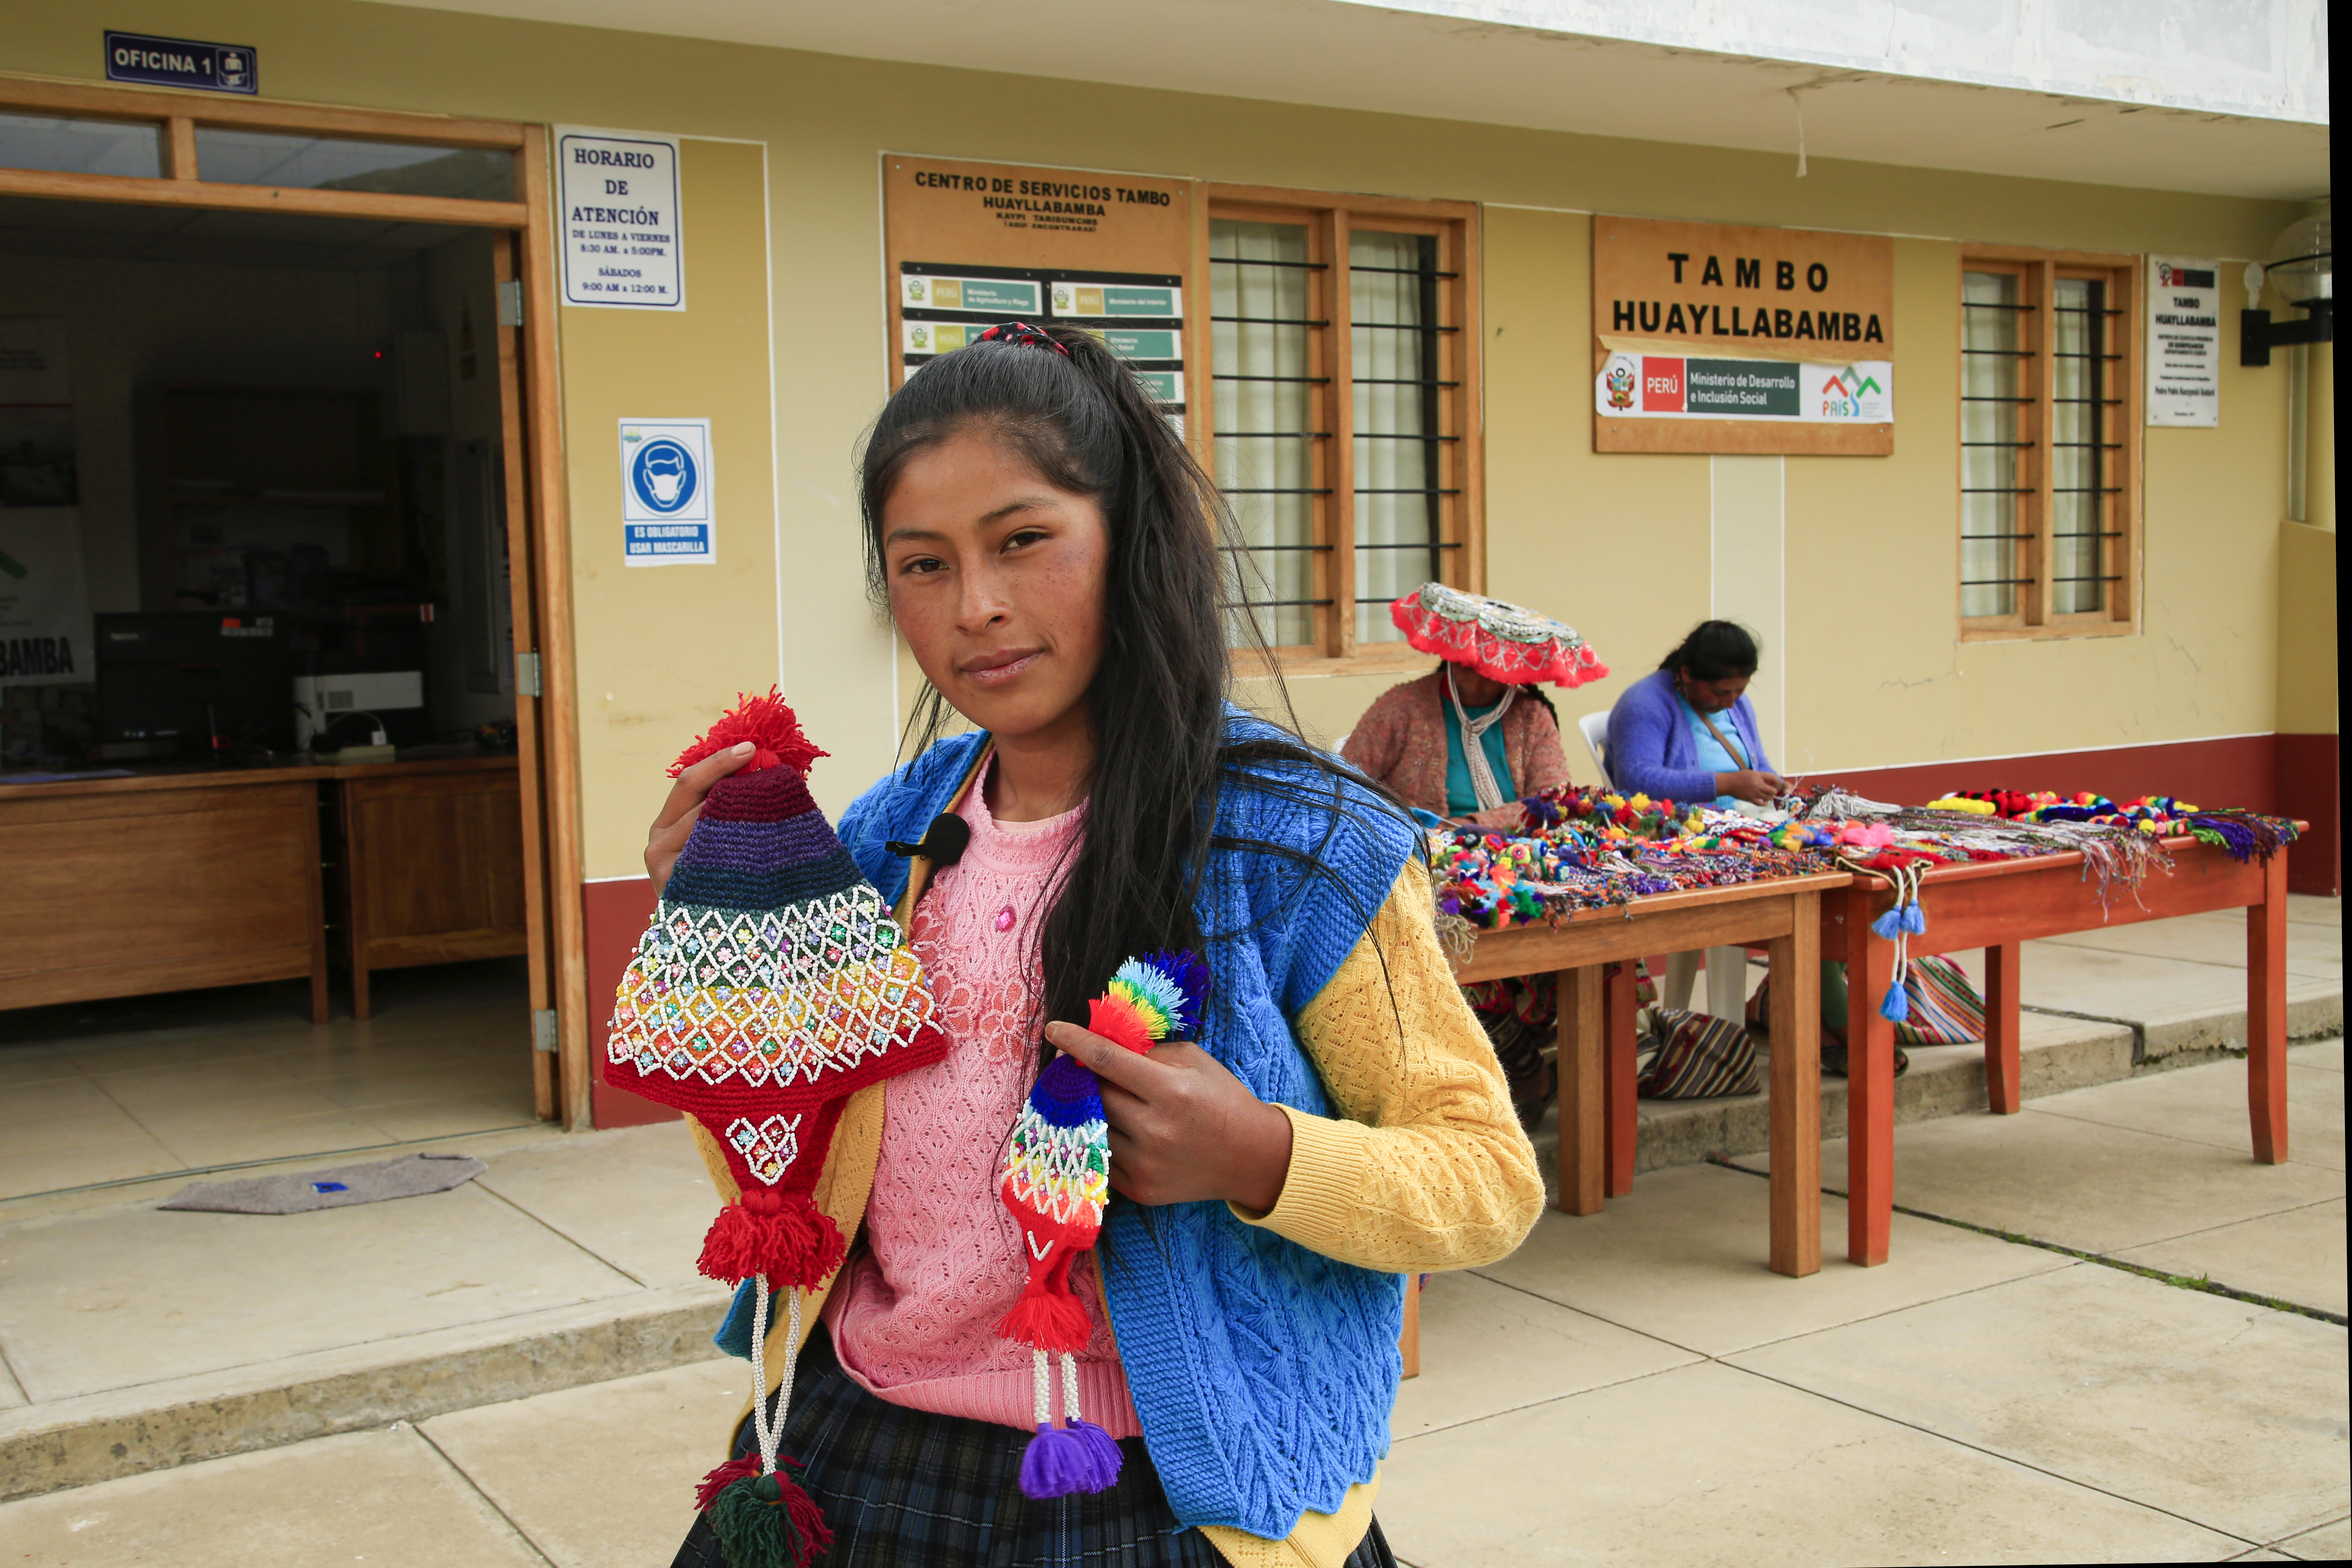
[2248, 851, 2289, 1164]
[1765, 892, 1822, 1277]
[1603, 960, 1638, 1197]
[1840, 889, 1898, 1265]
[1399, 1273, 1421, 1379]
[1555, 965, 1606, 1216]
[1984, 941, 2022, 1114]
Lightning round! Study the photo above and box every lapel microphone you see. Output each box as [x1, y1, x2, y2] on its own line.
[886, 812, 971, 869]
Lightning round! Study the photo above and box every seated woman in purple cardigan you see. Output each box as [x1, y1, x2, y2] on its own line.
[1603, 621, 1787, 809]
[1604, 622, 1861, 1064]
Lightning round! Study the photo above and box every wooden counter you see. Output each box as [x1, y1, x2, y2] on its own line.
[0, 753, 522, 1022]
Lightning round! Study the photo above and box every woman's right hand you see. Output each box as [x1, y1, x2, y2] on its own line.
[1715, 768, 1790, 806]
[645, 742, 757, 893]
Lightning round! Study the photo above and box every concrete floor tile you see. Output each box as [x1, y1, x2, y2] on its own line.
[2035, 909, 2341, 981]
[368, 1094, 546, 1145]
[2025, 1056, 2344, 1172]
[0, 1077, 134, 1132]
[87, 1068, 328, 1126]
[423, 1358, 745, 1567]
[1474, 1164, 2070, 1358]
[2275, 1515, 2350, 1559]
[2290, 1039, 2342, 1072]
[1392, 1271, 1698, 1441]
[0, 1427, 547, 1566]
[1815, 1110, 2344, 1256]
[1728, 1265, 2352, 1543]
[1377, 1360, 2237, 1566]
[0, 1048, 80, 1090]
[0, 1181, 639, 1401]
[2013, 940, 2340, 1030]
[2114, 1200, 2348, 1318]
[0, 1113, 183, 1200]
[2285, 896, 2340, 928]
[135, 1108, 405, 1170]
[298, 1054, 534, 1113]
[472, 1123, 723, 1288]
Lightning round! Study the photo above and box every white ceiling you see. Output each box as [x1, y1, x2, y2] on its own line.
[389, 0, 2331, 200]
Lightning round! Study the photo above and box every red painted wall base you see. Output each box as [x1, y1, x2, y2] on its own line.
[2275, 733, 2341, 897]
[582, 876, 675, 1129]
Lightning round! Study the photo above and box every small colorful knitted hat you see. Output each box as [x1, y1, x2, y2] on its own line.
[994, 950, 1208, 1500]
[1392, 581, 1609, 688]
[606, 688, 949, 1568]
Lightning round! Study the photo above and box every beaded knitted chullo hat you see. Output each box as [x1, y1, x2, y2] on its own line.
[1391, 581, 1610, 688]
[994, 950, 1208, 1500]
[606, 689, 949, 1568]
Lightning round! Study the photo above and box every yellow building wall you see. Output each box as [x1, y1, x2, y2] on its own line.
[13, 0, 2310, 870]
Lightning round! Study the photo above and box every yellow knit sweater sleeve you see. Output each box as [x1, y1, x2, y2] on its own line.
[1231, 859, 1544, 1273]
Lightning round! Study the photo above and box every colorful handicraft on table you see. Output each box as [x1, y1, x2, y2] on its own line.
[605, 690, 952, 1568]
[995, 950, 1209, 1500]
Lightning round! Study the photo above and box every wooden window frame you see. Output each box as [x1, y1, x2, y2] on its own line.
[0, 74, 591, 1126]
[1956, 244, 2142, 642]
[1197, 185, 1483, 677]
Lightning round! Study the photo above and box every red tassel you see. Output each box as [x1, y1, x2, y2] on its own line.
[669, 686, 827, 778]
[695, 1454, 764, 1513]
[1085, 995, 1154, 1054]
[996, 1247, 1093, 1354]
[698, 1190, 846, 1289]
[780, 1472, 835, 1562]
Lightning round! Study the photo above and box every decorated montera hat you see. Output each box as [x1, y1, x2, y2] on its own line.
[606, 688, 949, 1568]
[1391, 581, 1609, 688]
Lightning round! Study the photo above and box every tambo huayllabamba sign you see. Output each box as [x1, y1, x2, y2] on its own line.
[1593, 215, 1895, 455]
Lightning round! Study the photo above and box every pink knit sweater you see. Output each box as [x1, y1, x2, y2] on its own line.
[824, 772, 1142, 1437]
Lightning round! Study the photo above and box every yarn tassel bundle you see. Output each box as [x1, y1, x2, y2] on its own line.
[604, 689, 952, 1567]
[1865, 859, 1930, 1023]
[996, 950, 1209, 1500]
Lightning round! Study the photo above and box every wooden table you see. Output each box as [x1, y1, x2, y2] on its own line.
[1826, 836, 2295, 1266]
[0, 753, 524, 1023]
[333, 756, 527, 1019]
[0, 766, 334, 1022]
[1452, 871, 1852, 1277]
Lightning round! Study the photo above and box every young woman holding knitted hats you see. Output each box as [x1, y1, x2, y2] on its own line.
[650, 322, 1543, 1568]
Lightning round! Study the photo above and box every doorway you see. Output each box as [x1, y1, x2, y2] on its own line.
[0, 81, 589, 1204]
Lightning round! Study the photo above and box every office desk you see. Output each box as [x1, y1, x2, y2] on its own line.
[0, 765, 335, 1021]
[0, 754, 522, 1022]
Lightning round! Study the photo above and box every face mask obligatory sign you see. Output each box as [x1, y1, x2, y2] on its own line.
[620, 419, 715, 566]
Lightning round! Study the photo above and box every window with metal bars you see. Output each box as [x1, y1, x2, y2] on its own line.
[1958, 251, 2137, 637]
[1206, 194, 1478, 661]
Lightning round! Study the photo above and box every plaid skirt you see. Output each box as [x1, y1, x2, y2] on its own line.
[672, 1327, 1398, 1568]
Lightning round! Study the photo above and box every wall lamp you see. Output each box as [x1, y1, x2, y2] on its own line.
[2241, 209, 2330, 367]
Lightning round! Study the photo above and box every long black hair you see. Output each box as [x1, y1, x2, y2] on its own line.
[859, 324, 1406, 1038]
[1658, 620, 1760, 682]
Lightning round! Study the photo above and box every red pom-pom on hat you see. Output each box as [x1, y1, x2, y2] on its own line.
[670, 687, 829, 777]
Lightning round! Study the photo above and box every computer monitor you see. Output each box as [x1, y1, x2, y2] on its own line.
[94, 613, 295, 758]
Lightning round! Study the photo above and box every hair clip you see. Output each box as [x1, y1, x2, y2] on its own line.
[977, 321, 1071, 356]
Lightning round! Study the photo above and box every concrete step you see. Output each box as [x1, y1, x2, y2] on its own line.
[1528, 990, 2344, 1207]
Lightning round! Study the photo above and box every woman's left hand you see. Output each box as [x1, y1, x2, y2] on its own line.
[1044, 1020, 1294, 1212]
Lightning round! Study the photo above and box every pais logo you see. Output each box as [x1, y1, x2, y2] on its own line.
[627, 434, 698, 513]
[1820, 364, 1883, 418]
[1604, 359, 1637, 410]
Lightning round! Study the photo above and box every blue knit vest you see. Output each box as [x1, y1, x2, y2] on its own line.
[838, 721, 1418, 1541]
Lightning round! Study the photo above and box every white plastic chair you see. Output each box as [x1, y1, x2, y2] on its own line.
[1576, 711, 1611, 785]
[1583, 711, 1747, 1022]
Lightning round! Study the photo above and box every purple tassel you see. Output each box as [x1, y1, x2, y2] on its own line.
[1870, 907, 1905, 939]
[1881, 984, 1910, 1023]
[1019, 1423, 1116, 1500]
[1067, 1419, 1125, 1490]
[1899, 902, 1927, 935]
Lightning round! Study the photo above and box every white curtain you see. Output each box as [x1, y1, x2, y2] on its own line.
[1350, 230, 1441, 644]
[1959, 270, 2022, 620]
[1210, 220, 1318, 649]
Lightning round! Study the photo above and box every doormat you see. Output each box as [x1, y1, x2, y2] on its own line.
[160, 1152, 487, 1214]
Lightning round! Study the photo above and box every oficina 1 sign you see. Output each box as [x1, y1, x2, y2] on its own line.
[104, 30, 258, 94]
